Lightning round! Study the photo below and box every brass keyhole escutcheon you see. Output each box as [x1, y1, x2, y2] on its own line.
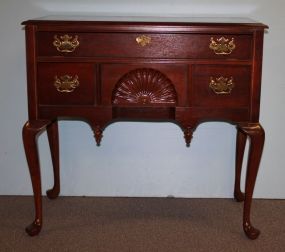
[136, 35, 151, 47]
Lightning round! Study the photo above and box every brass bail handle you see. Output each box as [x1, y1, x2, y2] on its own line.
[54, 75, 80, 93]
[209, 76, 235, 95]
[209, 36, 236, 55]
[53, 34, 79, 53]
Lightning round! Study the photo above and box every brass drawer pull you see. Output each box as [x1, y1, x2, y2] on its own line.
[136, 35, 151, 47]
[209, 76, 235, 94]
[53, 34, 79, 52]
[209, 37, 236, 55]
[54, 75, 79, 92]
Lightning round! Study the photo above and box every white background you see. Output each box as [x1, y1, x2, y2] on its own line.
[0, 0, 284, 198]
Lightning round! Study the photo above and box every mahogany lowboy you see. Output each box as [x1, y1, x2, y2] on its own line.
[22, 17, 268, 239]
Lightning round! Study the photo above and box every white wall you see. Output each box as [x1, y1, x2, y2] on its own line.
[0, 0, 284, 198]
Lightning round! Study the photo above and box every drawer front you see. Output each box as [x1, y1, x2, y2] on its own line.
[37, 32, 252, 60]
[100, 64, 188, 106]
[37, 63, 96, 105]
[192, 65, 251, 107]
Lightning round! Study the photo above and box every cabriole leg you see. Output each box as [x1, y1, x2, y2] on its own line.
[238, 123, 265, 240]
[46, 121, 60, 199]
[23, 120, 51, 236]
[234, 128, 247, 202]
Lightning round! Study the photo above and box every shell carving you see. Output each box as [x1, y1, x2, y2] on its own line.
[112, 68, 177, 105]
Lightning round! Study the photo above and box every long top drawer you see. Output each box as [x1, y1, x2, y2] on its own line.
[37, 32, 253, 60]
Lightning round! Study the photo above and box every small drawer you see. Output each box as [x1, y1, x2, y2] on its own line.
[37, 32, 252, 60]
[192, 34, 252, 59]
[192, 65, 251, 107]
[37, 63, 96, 105]
[100, 64, 188, 106]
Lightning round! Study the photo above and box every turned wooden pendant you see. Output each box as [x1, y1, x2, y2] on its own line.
[184, 127, 193, 147]
[93, 126, 103, 146]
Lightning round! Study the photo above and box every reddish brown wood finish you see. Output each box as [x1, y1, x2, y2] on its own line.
[234, 128, 247, 202]
[22, 120, 51, 236]
[238, 123, 265, 239]
[46, 121, 60, 199]
[37, 63, 96, 105]
[22, 17, 267, 239]
[101, 64, 188, 106]
[37, 32, 253, 60]
[192, 65, 251, 107]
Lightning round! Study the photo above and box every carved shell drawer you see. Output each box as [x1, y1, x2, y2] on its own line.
[101, 64, 188, 107]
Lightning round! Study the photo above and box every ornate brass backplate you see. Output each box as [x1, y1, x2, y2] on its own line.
[54, 75, 79, 92]
[53, 34, 79, 53]
[209, 37, 236, 55]
[209, 76, 235, 94]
